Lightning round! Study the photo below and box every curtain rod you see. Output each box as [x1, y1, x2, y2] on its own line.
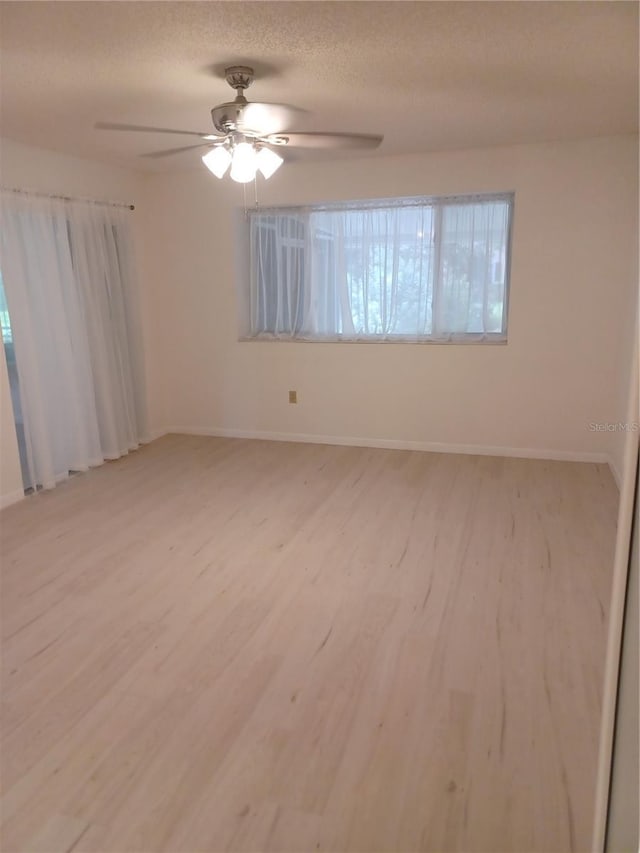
[1, 186, 135, 211]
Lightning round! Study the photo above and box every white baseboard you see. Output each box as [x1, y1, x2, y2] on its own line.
[154, 425, 613, 468]
[1, 431, 618, 508]
[0, 488, 25, 509]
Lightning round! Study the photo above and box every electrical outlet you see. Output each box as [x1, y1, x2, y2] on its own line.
[289, 390, 297, 404]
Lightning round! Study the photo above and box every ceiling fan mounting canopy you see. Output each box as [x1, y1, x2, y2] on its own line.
[223, 65, 255, 92]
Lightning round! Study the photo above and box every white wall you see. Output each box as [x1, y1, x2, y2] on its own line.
[611, 295, 638, 485]
[142, 135, 638, 468]
[0, 137, 155, 505]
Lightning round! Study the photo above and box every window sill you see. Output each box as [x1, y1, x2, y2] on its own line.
[238, 334, 508, 345]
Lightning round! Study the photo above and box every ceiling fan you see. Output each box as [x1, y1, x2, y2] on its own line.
[96, 65, 384, 183]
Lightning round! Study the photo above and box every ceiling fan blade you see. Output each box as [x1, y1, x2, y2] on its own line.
[275, 132, 383, 150]
[95, 121, 218, 139]
[140, 142, 217, 159]
[237, 103, 304, 135]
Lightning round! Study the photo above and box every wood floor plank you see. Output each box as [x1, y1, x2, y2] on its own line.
[0, 435, 618, 852]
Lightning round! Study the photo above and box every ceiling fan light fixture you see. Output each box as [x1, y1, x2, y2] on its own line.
[229, 142, 257, 183]
[256, 147, 283, 179]
[202, 146, 231, 178]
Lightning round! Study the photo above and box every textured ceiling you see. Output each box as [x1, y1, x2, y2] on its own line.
[0, 1, 637, 172]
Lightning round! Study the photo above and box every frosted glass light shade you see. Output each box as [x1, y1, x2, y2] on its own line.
[230, 143, 257, 183]
[257, 147, 283, 179]
[202, 147, 231, 178]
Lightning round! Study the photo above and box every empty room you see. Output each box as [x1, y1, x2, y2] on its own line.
[0, 2, 638, 852]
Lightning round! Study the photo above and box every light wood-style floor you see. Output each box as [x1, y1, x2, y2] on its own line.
[0, 435, 618, 853]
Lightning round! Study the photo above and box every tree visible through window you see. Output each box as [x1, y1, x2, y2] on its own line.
[246, 193, 513, 342]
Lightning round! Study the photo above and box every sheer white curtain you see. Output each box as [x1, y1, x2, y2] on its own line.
[248, 196, 511, 341]
[0, 191, 147, 491]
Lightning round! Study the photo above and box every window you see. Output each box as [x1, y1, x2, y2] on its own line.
[0, 273, 12, 344]
[246, 193, 513, 342]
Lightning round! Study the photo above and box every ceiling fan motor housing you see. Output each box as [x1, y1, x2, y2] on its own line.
[211, 101, 250, 134]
